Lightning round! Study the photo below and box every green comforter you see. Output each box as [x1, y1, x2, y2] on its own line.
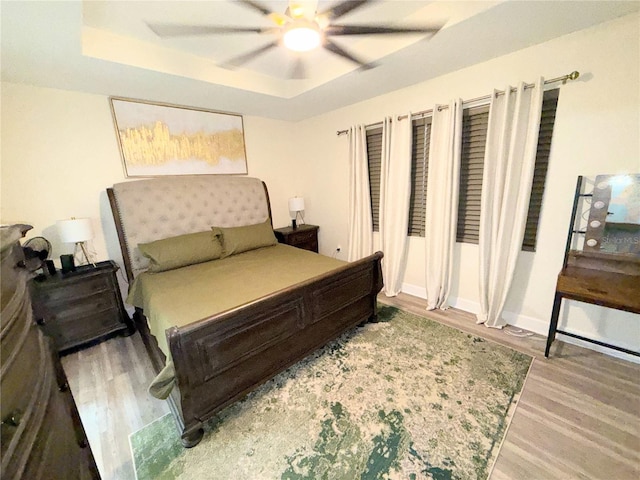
[128, 244, 345, 358]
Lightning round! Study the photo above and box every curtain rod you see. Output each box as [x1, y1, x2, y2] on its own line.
[336, 70, 579, 136]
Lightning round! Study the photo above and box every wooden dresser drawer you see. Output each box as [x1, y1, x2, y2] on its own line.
[41, 289, 118, 322]
[34, 274, 110, 305]
[289, 230, 315, 245]
[48, 308, 124, 350]
[1, 322, 44, 433]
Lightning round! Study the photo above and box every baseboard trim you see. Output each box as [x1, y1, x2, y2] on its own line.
[401, 282, 639, 364]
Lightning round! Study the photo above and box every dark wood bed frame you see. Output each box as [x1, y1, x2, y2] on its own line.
[107, 182, 383, 447]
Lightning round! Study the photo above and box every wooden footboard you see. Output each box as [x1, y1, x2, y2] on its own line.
[166, 251, 383, 447]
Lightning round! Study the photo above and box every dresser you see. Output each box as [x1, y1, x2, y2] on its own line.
[1, 224, 99, 479]
[30, 260, 134, 353]
[274, 224, 319, 253]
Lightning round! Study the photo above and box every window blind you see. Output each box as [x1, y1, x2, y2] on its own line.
[522, 88, 559, 250]
[366, 126, 383, 232]
[409, 117, 431, 236]
[456, 106, 489, 243]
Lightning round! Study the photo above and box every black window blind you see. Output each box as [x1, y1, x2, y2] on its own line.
[456, 106, 490, 244]
[366, 127, 383, 231]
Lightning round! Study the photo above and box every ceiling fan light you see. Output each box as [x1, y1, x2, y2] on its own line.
[283, 26, 321, 52]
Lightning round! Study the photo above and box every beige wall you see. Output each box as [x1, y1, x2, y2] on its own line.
[1, 83, 300, 266]
[295, 12, 640, 358]
[2, 12, 638, 360]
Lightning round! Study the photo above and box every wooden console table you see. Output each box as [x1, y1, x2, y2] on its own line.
[545, 251, 640, 357]
[545, 174, 640, 358]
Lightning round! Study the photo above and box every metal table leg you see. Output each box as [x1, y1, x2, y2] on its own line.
[545, 291, 563, 358]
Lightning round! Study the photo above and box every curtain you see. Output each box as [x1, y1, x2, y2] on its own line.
[379, 115, 412, 296]
[424, 100, 463, 310]
[477, 78, 544, 328]
[347, 124, 373, 261]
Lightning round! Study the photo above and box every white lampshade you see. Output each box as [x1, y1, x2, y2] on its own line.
[57, 218, 94, 243]
[288, 197, 305, 212]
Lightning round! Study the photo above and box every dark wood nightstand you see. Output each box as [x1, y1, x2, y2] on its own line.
[274, 224, 319, 253]
[30, 260, 135, 354]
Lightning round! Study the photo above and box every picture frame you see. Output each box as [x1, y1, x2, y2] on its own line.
[109, 97, 248, 177]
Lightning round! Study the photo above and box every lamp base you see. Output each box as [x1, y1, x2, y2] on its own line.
[74, 242, 96, 267]
[292, 219, 297, 230]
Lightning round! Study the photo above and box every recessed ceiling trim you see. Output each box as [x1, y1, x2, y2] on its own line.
[81, 26, 304, 98]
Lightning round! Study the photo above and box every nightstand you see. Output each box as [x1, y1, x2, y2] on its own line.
[274, 224, 319, 253]
[30, 260, 135, 354]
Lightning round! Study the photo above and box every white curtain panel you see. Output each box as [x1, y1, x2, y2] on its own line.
[424, 100, 463, 310]
[378, 117, 392, 247]
[379, 115, 412, 296]
[477, 78, 544, 328]
[347, 124, 373, 261]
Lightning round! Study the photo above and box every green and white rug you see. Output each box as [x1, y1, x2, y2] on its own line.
[130, 306, 532, 480]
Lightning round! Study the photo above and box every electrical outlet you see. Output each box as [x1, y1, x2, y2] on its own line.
[336, 245, 341, 252]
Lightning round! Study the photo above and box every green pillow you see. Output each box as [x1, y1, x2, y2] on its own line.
[214, 220, 277, 258]
[139, 231, 223, 273]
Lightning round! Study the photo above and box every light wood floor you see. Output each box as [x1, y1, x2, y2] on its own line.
[62, 293, 640, 480]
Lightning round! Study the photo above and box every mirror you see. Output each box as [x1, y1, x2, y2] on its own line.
[584, 174, 640, 255]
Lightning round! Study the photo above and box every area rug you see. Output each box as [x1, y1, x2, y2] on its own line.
[130, 306, 532, 480]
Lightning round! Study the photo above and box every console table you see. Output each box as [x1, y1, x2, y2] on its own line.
[545, 175, 640, 358]
[545, 250, 640, 357]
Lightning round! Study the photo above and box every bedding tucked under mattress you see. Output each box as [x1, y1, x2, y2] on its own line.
[128, 243, 346, 358]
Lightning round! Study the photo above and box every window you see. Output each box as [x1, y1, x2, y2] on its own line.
[408, 117, 431, 236]
[523, 89, 559, 250]
[456, 106, 489, 244]
[366, 88, 559, 251]
[365, 127, 382, 231]
[366, 119, 432, 235]
[456, 89, 559, 250]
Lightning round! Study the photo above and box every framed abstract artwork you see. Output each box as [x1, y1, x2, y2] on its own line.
[109, 97, 248, 177]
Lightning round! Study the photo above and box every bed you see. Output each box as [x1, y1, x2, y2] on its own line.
[107, 176, 383, 447]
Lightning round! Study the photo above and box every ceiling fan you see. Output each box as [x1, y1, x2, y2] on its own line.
[147, 0, 443, 78]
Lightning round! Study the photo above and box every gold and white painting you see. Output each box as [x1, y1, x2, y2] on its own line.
[110, 97, 247, 177]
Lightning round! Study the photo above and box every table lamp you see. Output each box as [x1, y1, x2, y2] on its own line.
[288, 197, 305, 229]
[57, 217, 95, 267]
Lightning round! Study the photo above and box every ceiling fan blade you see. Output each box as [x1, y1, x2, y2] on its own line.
[148, 23, 270, 37]
[222, 40, 280, 68]
[323, 39, 374, 69]
[289, 57, 306, 79]
[319, 0, 369, 21]
[325, 24, 442, 36]
[237, 0, 273, 16]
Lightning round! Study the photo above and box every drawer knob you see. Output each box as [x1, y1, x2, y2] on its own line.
[2, 410, 23, 427]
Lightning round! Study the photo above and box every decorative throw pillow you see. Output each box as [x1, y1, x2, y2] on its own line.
[139, 231, 223, 273]
[213, 219, 277, 258]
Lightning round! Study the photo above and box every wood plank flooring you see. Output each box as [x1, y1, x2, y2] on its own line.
[62, 292, 640, 479]
[61, 334, 169, 480]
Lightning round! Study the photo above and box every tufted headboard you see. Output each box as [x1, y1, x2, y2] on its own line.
[107, 176, 272, 282]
